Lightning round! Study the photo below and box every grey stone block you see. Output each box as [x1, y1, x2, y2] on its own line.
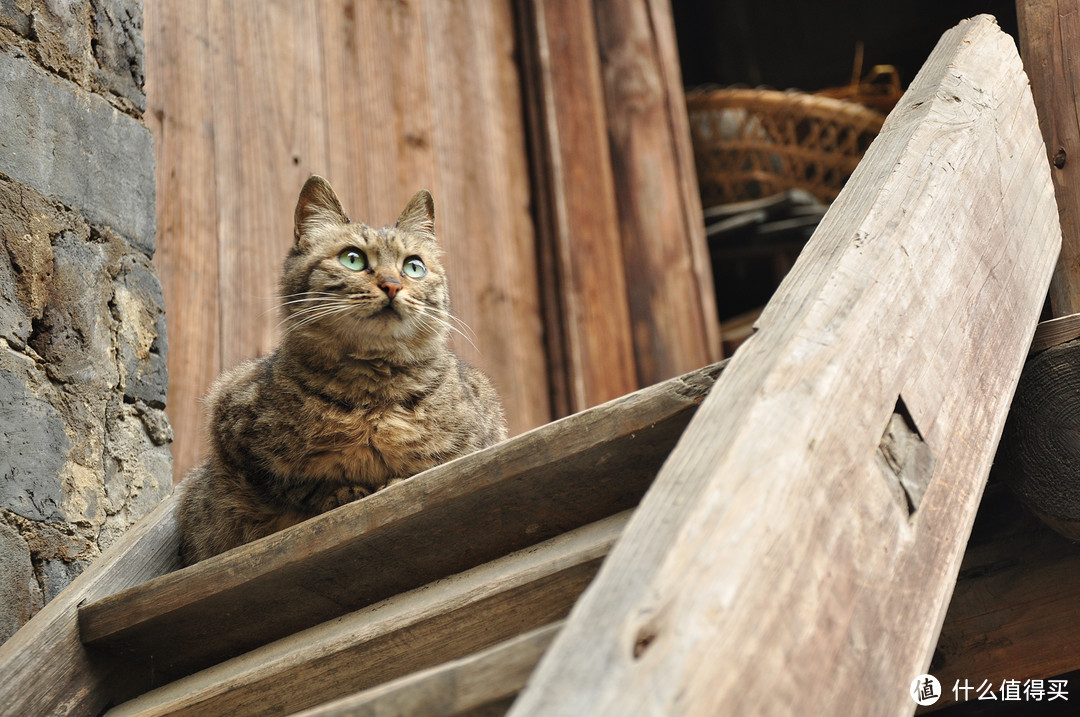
[112, 249, 168, 407]
[39, 556, 91, 603]
[30, 229, 119, 387]
[90, 0, 146, 110]
[0, 49, 155, 255]
[0, 521, 43, 644]
[0, 0, 31, 38]
[0, 348, 71, 522]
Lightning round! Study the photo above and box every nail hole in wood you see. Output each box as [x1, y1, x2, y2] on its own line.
[633, 628, 657, 659]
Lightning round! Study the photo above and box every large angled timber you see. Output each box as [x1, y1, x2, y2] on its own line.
[510, 15, 1061, 717]
[77, 361, 724, 688]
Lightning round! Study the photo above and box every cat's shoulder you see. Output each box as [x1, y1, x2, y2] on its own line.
[205, 352, 277, 408]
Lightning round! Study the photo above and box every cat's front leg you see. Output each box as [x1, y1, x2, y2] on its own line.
[245, 466, 374, 515]
[322, 483, 373, 511]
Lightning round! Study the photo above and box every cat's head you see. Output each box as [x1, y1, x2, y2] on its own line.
[281, 175, 452, 361]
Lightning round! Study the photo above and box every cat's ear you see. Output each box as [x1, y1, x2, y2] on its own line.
[294, 175, 349, 243]
[395, 190, 435, 239]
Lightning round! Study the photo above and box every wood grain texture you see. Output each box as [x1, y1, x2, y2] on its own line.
[1017, 0, 1080, 316]
[0, 494, 180, 717]
[922, 484, 1080, 711]
[145, 0, 550, 484]
[509, 16, 1060, 717]
[994, 338, 1080, 539]
[594, 0, 722, 385]
[79, 361, 725, 687]
[144, 0, 221, 490]
[290, 622, 561, 717]
[1028, 312, 1080, 353]
[516, 0, 639, 415]
[104, 517, 620, 717]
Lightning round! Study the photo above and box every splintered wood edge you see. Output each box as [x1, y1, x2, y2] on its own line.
[78, 360, 726, 647]
[289, 623, 563, 717]
[103, 515, 624, 717]
[1029, 313, 1080, 354]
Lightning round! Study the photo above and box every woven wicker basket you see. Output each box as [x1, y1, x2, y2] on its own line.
[686, 87, 886, 206]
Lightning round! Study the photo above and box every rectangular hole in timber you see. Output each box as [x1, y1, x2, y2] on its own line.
[876, 395, 936, 516]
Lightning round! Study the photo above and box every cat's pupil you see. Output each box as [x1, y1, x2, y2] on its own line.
[403, 256, 427, 279]
[339, 248, 367, 272]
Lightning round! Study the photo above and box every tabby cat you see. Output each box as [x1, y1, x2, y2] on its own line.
[177, 176, 507, 564]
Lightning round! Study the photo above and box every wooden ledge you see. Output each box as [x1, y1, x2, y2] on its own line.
[78, 361, 725, 687]
[104, 514, 622, 717]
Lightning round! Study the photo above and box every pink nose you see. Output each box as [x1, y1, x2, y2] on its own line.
[378, 277, 401, 299]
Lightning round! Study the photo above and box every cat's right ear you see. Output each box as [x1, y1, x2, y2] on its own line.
[294, 175, 349, 244]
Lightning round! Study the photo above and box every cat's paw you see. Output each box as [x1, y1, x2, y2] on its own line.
[327, 484, 372, 508]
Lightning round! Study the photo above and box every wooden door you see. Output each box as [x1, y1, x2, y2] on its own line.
[146, 0, 550, 482]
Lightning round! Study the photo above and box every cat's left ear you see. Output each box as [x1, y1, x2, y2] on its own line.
[395, 190, 435, 240]
[295, 175, 349, 244]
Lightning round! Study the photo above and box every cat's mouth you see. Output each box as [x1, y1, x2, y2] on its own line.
[372, 301, 402, 319]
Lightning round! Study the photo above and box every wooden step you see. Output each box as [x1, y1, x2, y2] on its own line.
[104, 515, 623, 717]
[290, 622, 562, 717]
[78, 361, 725, 692]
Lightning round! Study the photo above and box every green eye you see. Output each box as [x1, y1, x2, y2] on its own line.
[338, 248, 368, 272]
[403, 256, 427, 279]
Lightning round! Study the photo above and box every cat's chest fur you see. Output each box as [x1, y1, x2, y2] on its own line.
[236, 351, 453, 488]
[298, 399, 432, 482]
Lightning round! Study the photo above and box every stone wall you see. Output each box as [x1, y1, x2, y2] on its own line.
[0, 0, 170, 644]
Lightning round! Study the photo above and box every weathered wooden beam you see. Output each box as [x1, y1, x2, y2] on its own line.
[79, 361, 724, 687]
[593, 0, 723, 384]
[1002, 0, 1080, 541]
[1017, 0, 1080, 316]
[290, 623, 561, 717]
[105, 516, 621, 717]
[516, 0, 722, 415]
[509, 15, 1060, 717]
[0, 493, 181, 717]
[924, 484, 1080, 711]
[515, 0, 639, 415]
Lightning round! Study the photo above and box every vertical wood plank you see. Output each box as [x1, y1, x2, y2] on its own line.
[145, 0, 221, 484]
[422, 0, 551, 433]
[1017, 0, 1080, 315]
[207, 0, 330, 372]
[317, 0, 435, 222]
[517, 0, 639, 414]
[594, 0, 722, 384]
